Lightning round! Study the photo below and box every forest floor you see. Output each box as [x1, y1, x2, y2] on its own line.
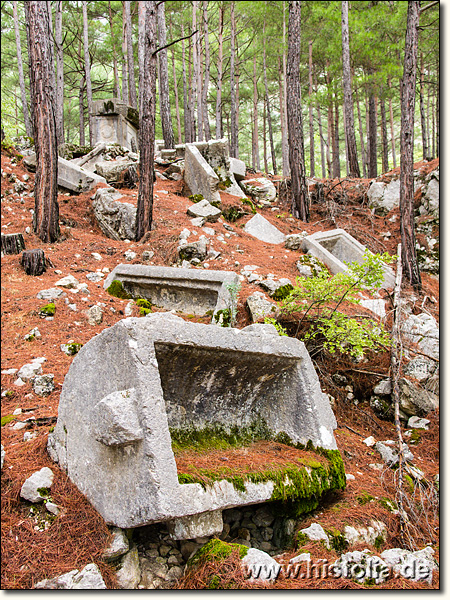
[0, 146, 439, 589]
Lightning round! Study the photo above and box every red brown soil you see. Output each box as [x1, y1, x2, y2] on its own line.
[1, 149, 439, 589]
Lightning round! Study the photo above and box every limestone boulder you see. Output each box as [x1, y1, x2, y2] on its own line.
[92, 187, 136, 241]
[35, 564, 106, 589]
[241, 178, 277, 203]
[187, 199, 221, 222]
[20, 467, 54, 503]
[246, 292, 276, 322]
[401, 313, 439, 361]
[244, 214, 286, 244]
[95, 160, 138, 183]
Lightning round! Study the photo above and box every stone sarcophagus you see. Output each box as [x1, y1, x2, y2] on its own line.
[48, 313, 343, 538]
[91, 98, 139, 153]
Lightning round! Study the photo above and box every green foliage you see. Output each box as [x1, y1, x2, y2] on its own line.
[356, 491, 375, 505]
[326, 527, 349, 553]
[1, 414, 14, 427]
[135, 298, 152, 316]
[188, 194, 204, 203]
[188, 539, 248, 569]
[106, 280, 131, 299]
[281, 252, 394, 358]
[264, 317, 288, 336]
[66, 343, 83, 355]
[213, 281, 241, 327]
[39, 303, 56, 317]
[240, 197, 257, 213]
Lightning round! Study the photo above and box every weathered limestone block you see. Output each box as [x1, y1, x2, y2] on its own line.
[35, 564, 106, 590]
[91, 98, 139, 152]
[244, 214, 286, 245]
[48, 313, 339, 531]
[229, 157, 246, 181]
[23, 153, 107, 192]
[92, 188, 136, 241]
[240, 178, 277, 203]
[302, 228, 395, 288]
[95, 160, 138, 183]
[184, 144, 222, 205]
[187, 199, 222, 222]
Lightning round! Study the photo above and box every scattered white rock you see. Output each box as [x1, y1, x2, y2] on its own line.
[24, 327, 41, 341]
[124, 250, 137, 261]
[298, 523, 330, 549]
[55, 275, 80, 289]
[17, 362, 42, 382]
[102, 527, 130, 562]
[37, 288, 64, 300]
[34, 563, 107, 589]
[91, 252, 102, 261]
[86, 272, 104, 282]
[116, 545, 141, 589]
[407, 416, 430, 430]
[33, 374, 55, 396]
[20, 467, 54, 503]
[363, 436, 377, 447]
[86, 305, 103, 325]
[241, 548, 281, 582]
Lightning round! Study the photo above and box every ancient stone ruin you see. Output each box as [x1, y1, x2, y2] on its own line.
[104, 264, 240, 320]
[302, 228, 395, 288]
[48, 313, 342, 537]
[91, 98, 139, 153]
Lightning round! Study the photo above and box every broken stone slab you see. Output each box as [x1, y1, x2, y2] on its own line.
[20, 467, 54, 503]
[302, 228, 395, 288]
[403, 357, 436, 383]
[367, 179, 400, 215]
[343, 521, 387, 547]
[398, 377, 439, 417]
[285, 232, 307, 250]
[48, 313, 339, 531]
[92, 187, 136, 241]
[298, 523, 330, 548]
[167, 509, 224, 541]
[17, 361, 43, 382]
[259, 278, 293, 300]
[22, 152, 107, 192]
[229, 157, 246, 181]
[407, 416, 430, 430]
[244, 214, 286, 245]
[375, 441, 414, 466]
[37, 287, 65, 301]
[187, 198, 222, 222]
[177, 238, 208, 263]
[380, 547, 438, 585]
[95, 160, 138, 183]
[116, 545, 141, 589]
[86, 305, 103, 325]
[175, 143, 186, 158]
[55, 274, 80, 289]
[71, 142, 108, 170]
[401, 313, 439, 361]
[102, 527, 130, 562]
[246, 292, 277, 322]
[184, 144, 222, 205]
[241, 548, 281, 582]
[240, 178, 277, 203]
[35, 563, 106, 589]
[104, 264, 240, 320]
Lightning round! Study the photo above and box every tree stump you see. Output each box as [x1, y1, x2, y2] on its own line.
[1, 233, 26, 255]
[20, 249, 52, 276]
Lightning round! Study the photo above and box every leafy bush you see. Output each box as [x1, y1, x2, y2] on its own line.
[280, 251, 394, 359]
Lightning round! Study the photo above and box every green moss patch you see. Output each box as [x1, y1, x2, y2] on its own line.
[106, 280, 131, 299]
[39, 303, 56, 317]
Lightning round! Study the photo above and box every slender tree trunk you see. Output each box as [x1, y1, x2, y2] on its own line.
[253, 53, 260, 171]
[109, 0, 121, 100]
[399, 0, 421, 290]
[198, 25, 205, 141]
[79, 76, 85, 146]
[157, 2, 175, 148]
[82, 1, 94, 145]
[315, 74, 326, 179]
[216, 2, 224, 138]
[368, 86, 377, 177]
[188, 29, 196, 140]
[201, 1, 211, 141]
[308, 40, 315, 177]
[136, 0, 157, 241]
[278, 60, 287, 174]
[263, 98, 268, 174]
[332, 98, 341, 178]
[419, 53, 428, 160]
[55, 1, 64, 146]
[125, 0, 137, 108]
[229, 1, 238, 157]
[355, 87, 367, 177]
[191, 2, 199, 141]
[13, 1, 33, 138]
[326, 71, 332, 177]
[122, 2, 129, 105]
[263, 23, 276, 174]
[388, 77, 397, 168]
[138, 1, 146, 114]
[169, 18, 182, 144]
[431, 90, 435, 158]
[341, 1, 360, 177]
[181, 22, 192, 143]
[287, 0, 309, 222]
[25, 0, 59, 243]
[281, 0, 290, 177]
[426, 85, 431, 157]
[436, 78, 439, 157]
[380, 97, 389, 173]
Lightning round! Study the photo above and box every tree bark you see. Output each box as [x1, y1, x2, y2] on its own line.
[315, 73, 326, 179]
[263, 97, 268, 174]
[281, 0, 290, 177]
[136, 0, 157, 241]
[169, 18, 182, 144]
[1, 233, 26, 255]
[181, 21, 192, 143]
[157, 2, 175, 148]
[82, 1, 94, 146]
[138, 1, 146, 114]
[109, 0, 122, 100]
[399, 0, 421, 290]
[252, 53, 260, 171]
[380, 97, 389, 173]
[263, 23, 276, 174]
[25, 0, 60, 243]
[13, 1, 33, 138]
[55, 0, 64, 145]
[436, 77, 439, 157]
[229, 1, 239, 158]
[341, 1, 360, 177]
[355, 86, 367, 177]
[20, 248, 49, 276]
[419, 53, 428, 160]
[308, 40, 315, 177]
[192, 2, 200, 141]
[79, 75, 85, 146]
[122, 2, 129, 105]
[368, 88, 377, 178]
[388, 77, 397, 168]
[332, 98, 341, 178]
[287, 0, 309, 222]
[125, 0, 137, 108]
[201, 1, 211, 141]
[215, 2, 224, 139]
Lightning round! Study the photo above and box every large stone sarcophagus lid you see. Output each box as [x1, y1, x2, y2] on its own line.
[48, 313, 343, 537]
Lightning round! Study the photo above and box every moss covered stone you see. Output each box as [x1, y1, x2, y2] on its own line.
[188, 539, 248, 568]
[39, 303, 56, 317]
[106, 280, 131, 299]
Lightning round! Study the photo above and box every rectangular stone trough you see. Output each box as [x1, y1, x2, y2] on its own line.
[48, 314, 343, 538]
[104, 264, 240, 320]
[302, 228, 395, 288]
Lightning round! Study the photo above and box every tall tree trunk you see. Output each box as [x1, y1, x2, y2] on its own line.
[253, 53, 260, 171]
[157, 2, 175, 148]
[138, 1, 146, 113]
[278, 60, 286, 174]
[136, 0, 157, 241]
[229, 1, 238, 158]
[181, 21, 192, 143]
[380, 97, 389, 173]
[13, 1, 33, 138]
[399, 0, 421, 290]
[109, 0, 121, 100]
[82, 1, 94, 145]
[388, 77, 397, 168]
[332, 98, 341, 178]
[341, 1, 360, 177]
[263, 23, 276, 174]
[436, 77, 439, 157]
[192, 2, 199, 141]
[281, 0, 290, 177]
[122, 2, 129, 105]
[355, 87, 367, 177]
[263, 98, 268, 174]
[25, 0, 59, 243]
[431, 90, 435, 158]
[198, 24, 205, 141]
[419, 53, 428, 160]
[201, 1, 211, 141]
[169, 18, 182, 144]
[315, 74, 326, 179]
[287, 0, 309, 222]
[55, 0, 64, 145]
[326, 71, 333, 177]
[79, 76, 85, 146]
[188, 28, 196, 140]
[125, 0, 137, 108]
[215, 2, 224, 138]
[308, 40, 315, 177]
[368, 87, 377, 178]
[426, 85, 431, 157]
